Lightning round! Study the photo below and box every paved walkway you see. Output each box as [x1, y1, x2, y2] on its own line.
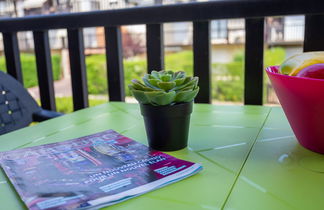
[28, 49, 74, 100]
[27, 78, 135, 103]
[28, 77, 72, 99]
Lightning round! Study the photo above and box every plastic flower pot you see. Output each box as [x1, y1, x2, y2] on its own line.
[140, 101, 193, 151]
[266, 66, 324, 154]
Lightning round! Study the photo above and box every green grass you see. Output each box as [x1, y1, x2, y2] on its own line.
[1, 48, 286, 107]
[55, 97, 107, 113]
[85, 48, 285, 102]
[0, 53, 62, 88]
[165, 51, 193, 75]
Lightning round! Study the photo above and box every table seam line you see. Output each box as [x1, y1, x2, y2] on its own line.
[220, 107, 272, 210]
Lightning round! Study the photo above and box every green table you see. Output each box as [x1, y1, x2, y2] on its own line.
[0, 102, 323, 210]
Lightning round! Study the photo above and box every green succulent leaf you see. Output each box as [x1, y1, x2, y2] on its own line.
[166, 70, 174, 75]
[174, 71, 186, 79]
[180, 85, 195, 91]
[142, 76, 161, 90]
[151, 71, 160, 79]
[148, 79, 160, 87]
[131, 79, 155, 91]
[160, 74, 172, 82]
[175, 86, 200, 103]
[172, 77, 196, 91]
[145, 91, 176, 106]
[128, 70, 199, 106]
[157, 81, 176, 91]
[193, 77, 199, 88]
[131, 89, 150, 104]
[176, 77, 191, 88]
[174, 78, 186, 86]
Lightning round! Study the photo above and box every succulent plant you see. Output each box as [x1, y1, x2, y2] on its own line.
[128, 70, 199, 106]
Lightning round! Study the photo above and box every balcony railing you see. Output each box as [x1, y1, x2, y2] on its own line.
[0, 0, 324, 111]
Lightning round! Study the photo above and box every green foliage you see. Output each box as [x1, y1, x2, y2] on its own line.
[264, 47, 286, 67]
[0, 56, 6, 74]
[0, 53, 61, 88]
[20, 54, 40, 88]
[263, 47, 286, 103]
[212, 62, 243, 101]
[85, 55, 147, 96]
[165, 51, 193, 75]
[85, 52, 194, 97]
[123, 58, 147, 96]
[55, 97, 73, 113]
[51, 54, 61, 81]
[233, 51, 244, 62]
[231, 47, 285, 67]
[84, 47, 285, 103]
[129, 70, 199, 106]
[211, 47, 286, 102]
[0, 48, 285, 104]
[86, 54, 108, 94]
[55, 97, 107, 113]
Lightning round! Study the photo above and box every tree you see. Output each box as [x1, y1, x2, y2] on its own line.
[121, 28, 145, 58]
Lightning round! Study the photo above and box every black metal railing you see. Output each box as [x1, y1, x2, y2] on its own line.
[0, 0, 324, 111]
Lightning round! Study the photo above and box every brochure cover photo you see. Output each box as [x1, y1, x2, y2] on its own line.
[0, 129, 203, 210]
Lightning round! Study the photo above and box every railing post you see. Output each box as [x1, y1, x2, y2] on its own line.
[105, 26, 125, 101]
[304, 14, 324, 51]
[2, 32, 23, 84]
[244, 18, 264, 105]
[193, 21, 211, 104]
[33, 30, 56, 111]
[67, 28, 89, 111]
[146, 24, 164, 73]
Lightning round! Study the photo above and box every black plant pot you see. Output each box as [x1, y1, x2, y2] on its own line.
[140, 101, 193, 151]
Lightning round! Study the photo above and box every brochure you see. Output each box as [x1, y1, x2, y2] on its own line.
[0, 129, 202, 210]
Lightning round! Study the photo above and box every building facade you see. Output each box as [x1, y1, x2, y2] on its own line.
[0, 0, 305, 62]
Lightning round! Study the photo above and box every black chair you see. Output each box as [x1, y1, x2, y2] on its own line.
[0, 71, 63, 135]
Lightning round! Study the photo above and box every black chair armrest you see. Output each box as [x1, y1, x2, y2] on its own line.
[32, 109, 64, 122]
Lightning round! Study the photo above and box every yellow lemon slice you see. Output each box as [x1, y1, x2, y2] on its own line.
[280, 51, 324, 76]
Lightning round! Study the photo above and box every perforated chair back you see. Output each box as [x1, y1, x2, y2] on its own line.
[0, 71, 41, 134]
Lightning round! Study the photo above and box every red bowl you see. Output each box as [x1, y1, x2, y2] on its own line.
[266, 66, 324, 154]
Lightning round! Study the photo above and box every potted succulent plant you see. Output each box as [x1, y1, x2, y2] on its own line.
[128, 70, 199, 151]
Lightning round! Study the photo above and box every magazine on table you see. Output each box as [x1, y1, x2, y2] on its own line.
[0, 129, 203, 210]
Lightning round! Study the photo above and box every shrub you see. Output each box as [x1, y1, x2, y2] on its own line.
[66, 48, 286, 103]
[0, 48, 286, 102]
[211, 47, 286, 102]
[264, 47, 286, 67]
[0, 53, 62, 88]
[165, 51, 193, 75]
[85, 55, 148, 96]
[212, 62, 243, 102]
[86, 54, 108, 94]
[123, 58, 147, 96]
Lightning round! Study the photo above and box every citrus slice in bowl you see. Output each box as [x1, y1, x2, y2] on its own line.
[279, 51, 324, 76]
[296, 63, 324, 79]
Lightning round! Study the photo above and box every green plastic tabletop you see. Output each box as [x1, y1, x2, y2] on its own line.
[0, 102, 323, 210]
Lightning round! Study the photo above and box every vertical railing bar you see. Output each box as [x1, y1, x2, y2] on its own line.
[244, 17, 264, 105]
[33, 30, 56, 111]
[67, 28, 89, 111]
[146, 24, 164, 73]
[2, 32, 23, 84]
[105, 26, 125, 101]
[304, 14, 324, 52]
[193, 21, 211, 104]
